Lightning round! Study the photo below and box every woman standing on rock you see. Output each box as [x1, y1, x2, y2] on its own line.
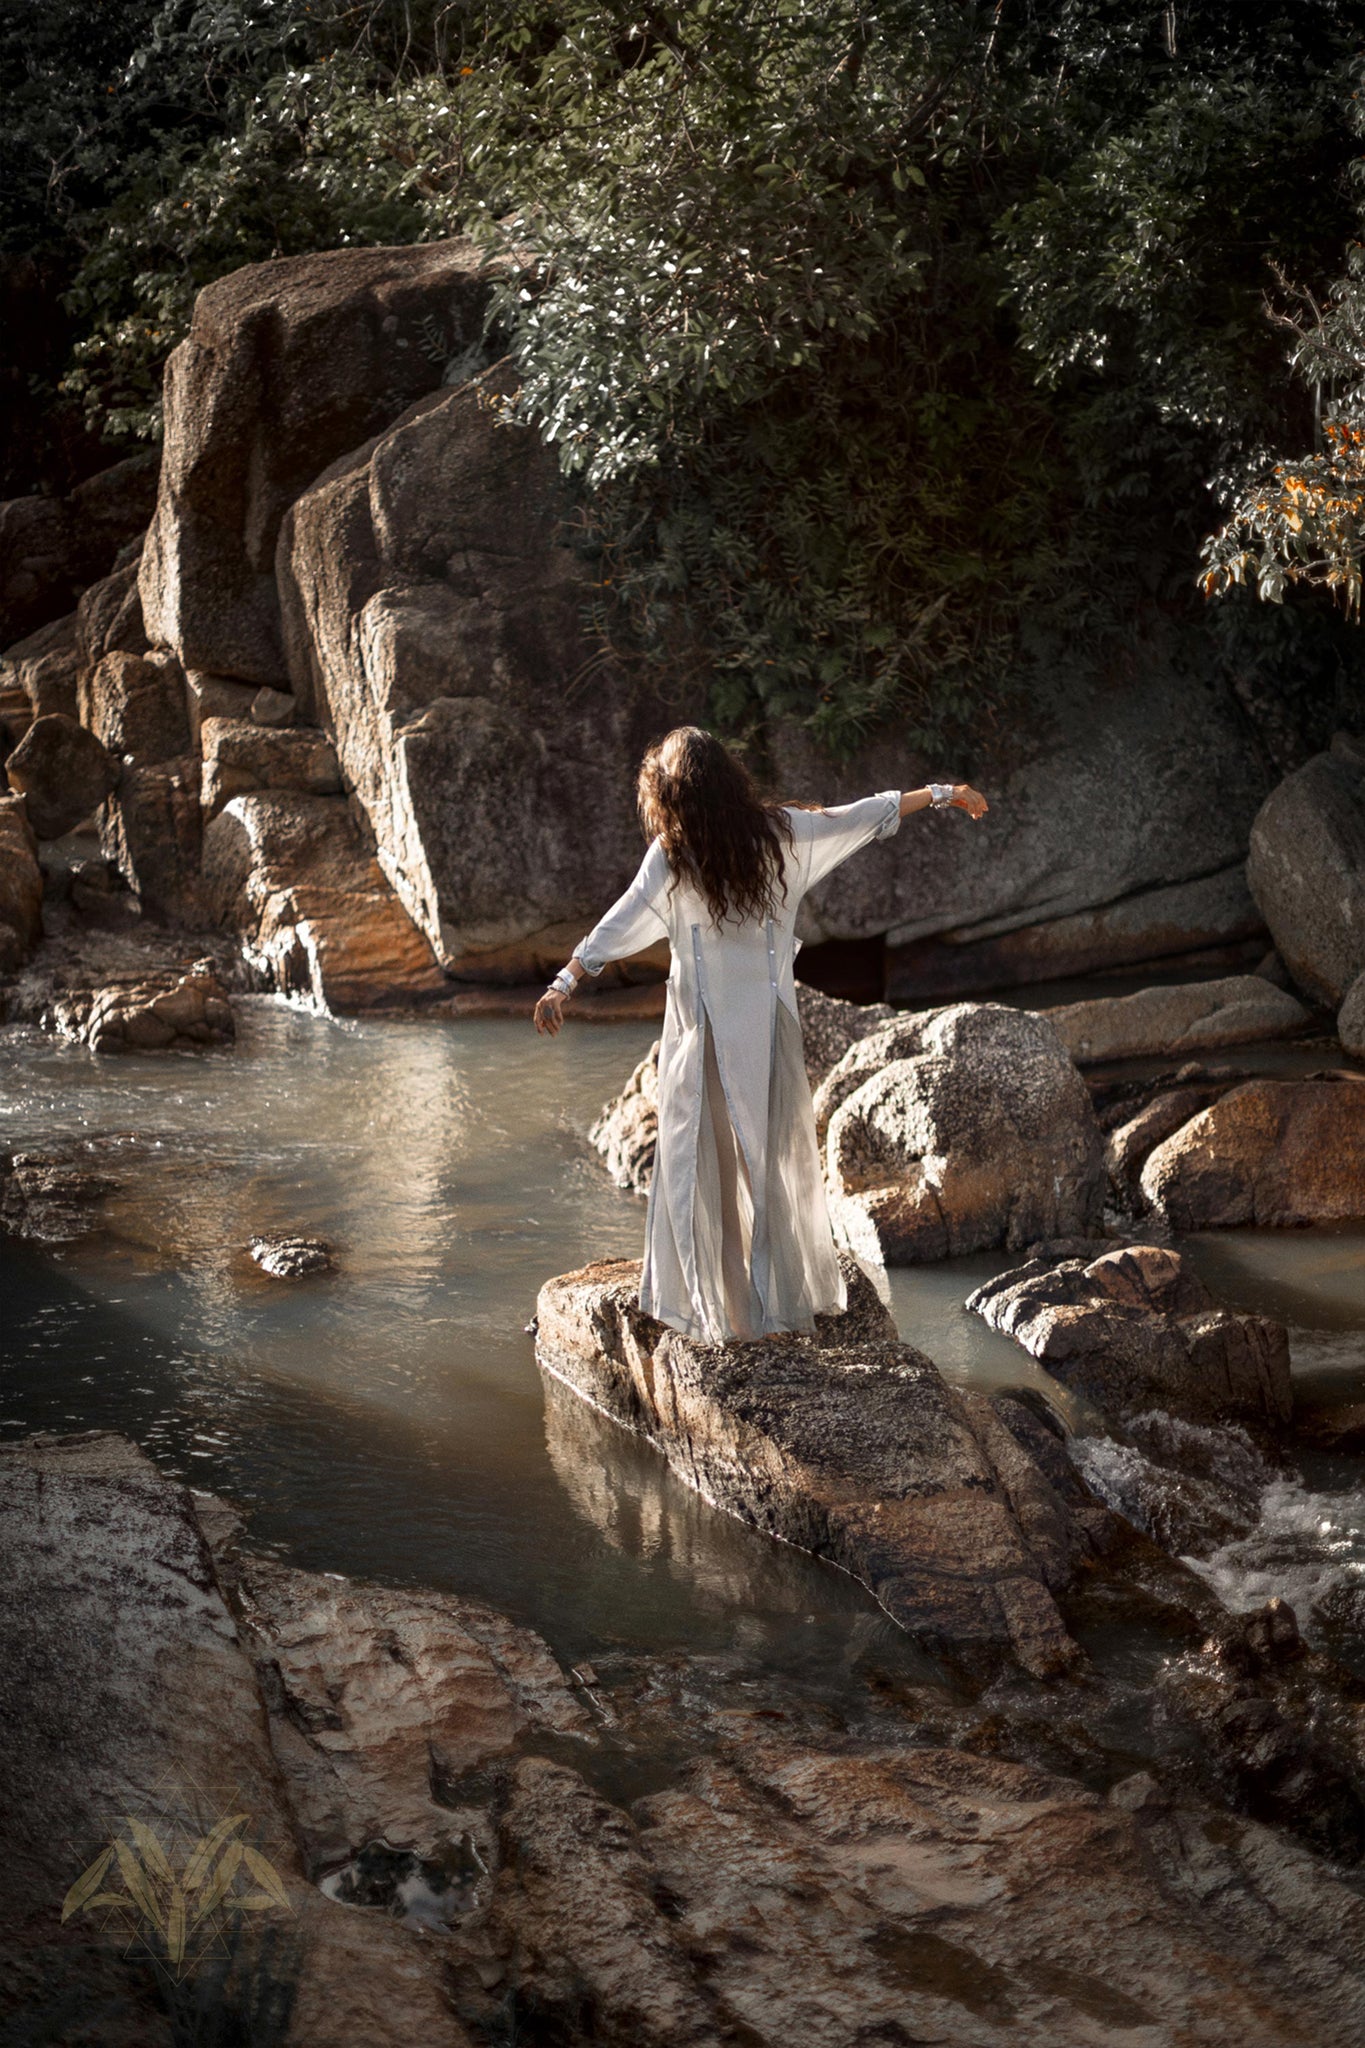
[535, 728, 988, 1343]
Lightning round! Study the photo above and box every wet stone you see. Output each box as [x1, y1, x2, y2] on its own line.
[250, 1234, 336, 1278]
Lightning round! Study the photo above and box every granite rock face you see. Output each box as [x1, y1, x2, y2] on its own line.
[200, 716, 342, 818]
[1339, 969, 1365, 1059]
[968, 1243, 1293, 1434]
[816, 1004, 1105, 1263]
[1140, 1075, 1365, 1228]
[5, 711, 119, 839]
[772, 651, 1272, 972]
[0, 792, 42, 970]
[76, 556, 148, 667]
[1247, 737, 1365, 1005]
[277, 361, 682, 976]
[141, 241, 495, 686]
[534, 1257, 1110, 1682]
[1045, 973, 1310, 1065]
[202, 790, 445, 1010]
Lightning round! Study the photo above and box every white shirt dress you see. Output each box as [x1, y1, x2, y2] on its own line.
[577, 792, 902, 1343]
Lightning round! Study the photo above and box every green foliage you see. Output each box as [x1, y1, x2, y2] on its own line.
[6, 0, 1365, 747]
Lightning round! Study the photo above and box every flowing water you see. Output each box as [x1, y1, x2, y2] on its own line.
[3, 1000, 1365, 1699]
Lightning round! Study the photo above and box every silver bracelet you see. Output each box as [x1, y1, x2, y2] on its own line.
[547, 967, 577, 999]
[928, 782, 956, 809]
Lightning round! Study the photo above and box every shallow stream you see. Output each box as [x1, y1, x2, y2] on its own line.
[2, 1001, 1364, 1706]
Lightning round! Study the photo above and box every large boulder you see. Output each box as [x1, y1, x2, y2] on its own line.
[141, 241, 494, 685]
[78, 647, 191, 764]
[5, 711, 119, 839]
[535, 1257, 1112, 1683]
[967, 1243, 1293, 1434]
[815, 1004, 1105, 1263]
[202, 790, 447, 1010]
[0, 452, 157, 645]
[1140, 1074, 1365, 1228]
[0, 793, 42, 969]
[0, 609, 80, 719]
[278, 361, 683, 975]
[1246, 736, 1365, 1005]
[200, 715, 342, 818]
[769, 642, 1273, 990]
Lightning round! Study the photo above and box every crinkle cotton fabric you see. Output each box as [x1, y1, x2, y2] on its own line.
[577, 793, 902, 1342]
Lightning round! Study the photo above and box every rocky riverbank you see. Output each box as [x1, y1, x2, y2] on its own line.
[8, 1425, 1365, 2047]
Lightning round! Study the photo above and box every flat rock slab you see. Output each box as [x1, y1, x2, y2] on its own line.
[535, 1258, 1107, 1683]
[968, 1243, 1292, 1434]
[1044, 973, 1310, 1064]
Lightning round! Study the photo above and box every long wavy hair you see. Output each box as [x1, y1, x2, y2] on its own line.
[637, 727, 794, 927]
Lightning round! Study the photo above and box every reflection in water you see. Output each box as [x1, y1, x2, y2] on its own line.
[0, 1001, 928, 1695]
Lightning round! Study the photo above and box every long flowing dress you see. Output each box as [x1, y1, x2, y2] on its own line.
[576, 791, 902, 1343]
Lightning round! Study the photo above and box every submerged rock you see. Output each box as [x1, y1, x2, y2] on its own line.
[0, 1145, 120, 1240]
[5, 711, 119, 840]
[1247, 736, 1365, 1005]
[1044, 973, 1310, 1065]
[203, 790, 447, 1011]
[1159, 1597, 1365, 1865]
[249, 1234, 334, 1278]
[535, 1256, 1109, 1683]
[6, 1427, 1365, 2047]
[1140, 1074, 1365, 1228]
[816, 1003, 1105, 1263]
[968, 1243, 1292, 1435]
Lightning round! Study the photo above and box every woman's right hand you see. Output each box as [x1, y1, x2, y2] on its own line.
[533, 991, 568, 1037]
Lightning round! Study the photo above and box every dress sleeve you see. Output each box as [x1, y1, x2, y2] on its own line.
[793, 791, 902, 890]
[575, 840, 671, 974]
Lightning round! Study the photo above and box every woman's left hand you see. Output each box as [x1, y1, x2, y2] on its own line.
[952, 783, 989, 819]
[534, 991, 568, 1037]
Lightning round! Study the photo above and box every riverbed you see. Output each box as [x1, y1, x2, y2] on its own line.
[3, 999, 1364, 1702]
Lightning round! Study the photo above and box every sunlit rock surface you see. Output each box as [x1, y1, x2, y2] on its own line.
[202, 791, 445, 1011]
[1044, 972, 1310, 1064]
[1140, 1074, 1365, 1228]
[141, 242, 493, 687]
[535, 1256, 1106, 1682]
[815, 1003, 1104, 1263]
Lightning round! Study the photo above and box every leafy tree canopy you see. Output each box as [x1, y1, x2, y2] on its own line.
[4, 0, 1364, 750]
